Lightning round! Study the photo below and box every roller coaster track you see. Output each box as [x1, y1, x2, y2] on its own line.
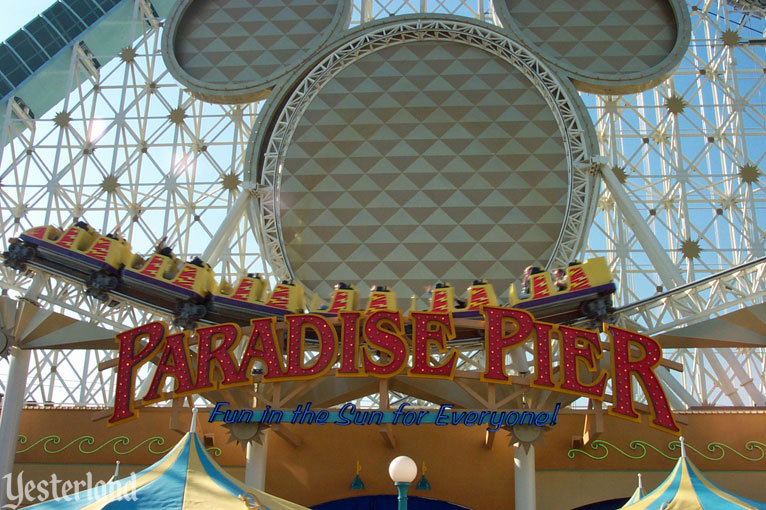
[9, 254, 766, 408]
[613, 256, 766, 336]
[8, 252, 766, 345]
[610, 257, 766, 408]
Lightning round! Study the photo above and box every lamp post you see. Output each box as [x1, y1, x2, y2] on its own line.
[389, 456, 417, 510]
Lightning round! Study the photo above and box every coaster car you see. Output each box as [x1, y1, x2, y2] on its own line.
[3, 224, 616, 328]
[308, 282, 360, 318]
[3, 223, 313, 328]
[366, 285, 397, 312]
[206, 277, 307, 325]
[508, 257, 616, 323]
[3, 222, 132, 302]
[309, 284, 397, 318]
[119, 250, 218, 328]
[427, 280, 498, 318]
[424, 258, 615, 323]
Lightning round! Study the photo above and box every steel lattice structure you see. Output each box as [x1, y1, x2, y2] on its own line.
[0, 0, 764, 411]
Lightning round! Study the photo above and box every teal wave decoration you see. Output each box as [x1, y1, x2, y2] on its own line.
[17, 434, 222, 457]
[568, 439, 766, 462]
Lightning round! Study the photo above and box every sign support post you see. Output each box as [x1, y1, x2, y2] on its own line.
[514, 443, 536, 510]
[245, 433, 268, 490]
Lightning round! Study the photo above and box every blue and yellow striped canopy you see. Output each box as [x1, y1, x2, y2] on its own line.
[623, 477, 645, 507]
[26, 431, 309, 510]
[620, 454, 766, 510]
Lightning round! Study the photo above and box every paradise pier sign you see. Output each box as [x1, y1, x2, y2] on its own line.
[109, 307, 680, 434]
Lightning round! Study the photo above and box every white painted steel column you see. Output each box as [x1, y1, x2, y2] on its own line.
[514, 444, 536, 510]
[657, 367, 700, 408]
[603, 162, 757, 404]
[245, 433, 268, 490]
[717, 349, 766, 406]
[361, 0, 372, 22]
[0, 276, 45, 508]
[201, 183, 255, 266]
[599, 163, 684, 290]
[703, 350, 744, 406]
[0, 347, 31, 508]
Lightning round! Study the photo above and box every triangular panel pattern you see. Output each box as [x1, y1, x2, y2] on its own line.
[280, 41, 570, 304]
[175, 0, 338, 84]
[506, 0, 677, 74]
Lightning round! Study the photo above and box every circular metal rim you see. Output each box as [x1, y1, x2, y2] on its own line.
[245, 15, 601, 290]
[493, 0, 693, 94]
[161, 0, 351, 104]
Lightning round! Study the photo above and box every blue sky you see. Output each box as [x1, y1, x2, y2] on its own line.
[0, 1, 57, 41]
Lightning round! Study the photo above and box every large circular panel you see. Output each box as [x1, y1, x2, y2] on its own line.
[249, 17, 599, 305]
[162, 0, 349, 103]
[495, 0, 691, 94]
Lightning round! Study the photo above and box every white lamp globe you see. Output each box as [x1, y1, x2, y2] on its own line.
[389, 456, 418, 483]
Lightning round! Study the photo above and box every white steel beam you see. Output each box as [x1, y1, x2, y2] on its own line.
[599, 161, 684, 290]
[0, 275, 46, 508]
[201, 183, 256, 266]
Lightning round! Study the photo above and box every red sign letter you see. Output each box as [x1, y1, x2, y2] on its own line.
[606, 325, 680, 433]
[282, 314, 338, 379]
[409, 312, 457, 379]
[481, 307, 534, 383]
[531, 322, 556, 389]
[109, 322, 166, 425]
[361, 311, 409, 377]
[558, 325, 607, 398]
[337, 312, 362, 376]
[237, 317, 285, 380]
[143, 332, 195, 402]
[193, 324, 245, 391]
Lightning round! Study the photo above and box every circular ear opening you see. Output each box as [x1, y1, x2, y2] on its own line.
[494, 0, 691, 94]
[162, 0, 350, 104]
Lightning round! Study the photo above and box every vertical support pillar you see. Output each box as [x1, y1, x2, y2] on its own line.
[245, 433, 268, 490]
[0, 275, 46, 508]
[362, 0, 372, 22]
[0, 347, 31, 508]
[513, 444, 536, 510]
